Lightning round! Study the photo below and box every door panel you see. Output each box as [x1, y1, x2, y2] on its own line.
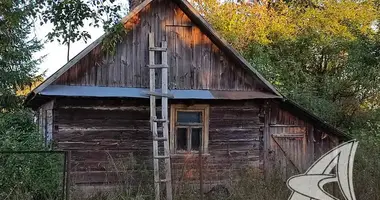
[269, 125, 307, 179]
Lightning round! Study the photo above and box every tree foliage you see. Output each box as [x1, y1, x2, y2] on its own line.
[35, 0, 128, 60]
[195, 0, 380, 129]
[0, 0, 43, 110]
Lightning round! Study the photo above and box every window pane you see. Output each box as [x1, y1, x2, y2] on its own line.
[176, 128, 187, 151]
[177, 111, 202, 123]
[191, 128, 202, 151]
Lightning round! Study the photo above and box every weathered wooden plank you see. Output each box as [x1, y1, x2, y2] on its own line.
[55, 108, 149, 120]
[183, 26, 192, 89]
[192, 27, 202, 89]
[49, 0, 270, 92]
[55, 129, 151, 142]
[57, 140, 153, 150]
[202, 34, 211, 89]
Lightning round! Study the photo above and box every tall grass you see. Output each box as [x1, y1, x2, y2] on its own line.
[1, 145, 379, 200]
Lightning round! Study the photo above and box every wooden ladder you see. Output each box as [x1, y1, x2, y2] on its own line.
[148, 32, 173, 200]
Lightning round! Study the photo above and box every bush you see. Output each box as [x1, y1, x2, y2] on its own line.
[0, 110, 64, 200]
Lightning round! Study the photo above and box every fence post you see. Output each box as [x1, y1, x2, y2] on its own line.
[199, 147, 204, 200]
[62, 152, 67, 200]
[65, 151, 72, 200]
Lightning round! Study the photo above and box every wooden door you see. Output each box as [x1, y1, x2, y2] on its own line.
[268, 125, 308, 179]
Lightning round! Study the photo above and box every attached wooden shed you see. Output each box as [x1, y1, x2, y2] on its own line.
[26, 0, 348, 198]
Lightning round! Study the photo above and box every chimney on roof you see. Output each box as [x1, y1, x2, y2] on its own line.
[129, 0, 145, 10]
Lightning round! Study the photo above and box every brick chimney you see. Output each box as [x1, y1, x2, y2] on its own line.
[129, 0, 145, 10]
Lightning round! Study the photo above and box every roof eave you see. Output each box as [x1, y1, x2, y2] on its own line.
[281, 98, 351, 140]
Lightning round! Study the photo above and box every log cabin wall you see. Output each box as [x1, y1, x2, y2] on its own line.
[266, 101, 339, 179]
[170, 100, 263, 192]
[53, 98, 152, 185]
[52, 0, 269, 92]
[52, 98, 264, 188]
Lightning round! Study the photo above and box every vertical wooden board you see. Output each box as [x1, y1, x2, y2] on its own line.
[173, 6, 183, 26]
[201, 35, 211, 89]
[120, 37, 127, 86]
[153, 4, 163, 88]
[236, 67, 242, 90]
[240, 70, 250, 90]
[159, 0, 169, 41]
[100, 57, 107, 86]
[84, 58, 89, 85]
[136, 19, 142, 87]
[95, 62, 100, 86]
[174, 27, 180, 89]
[192, 27, 202, 89]
[190, 26, 196, 89]
[69, 65, 75, 85]
[140, 8, 149, 88]
[156, 1, 163, 47]
[176, 26, 184, 89]
[181, 26, 192, 89]
[163, 2, 173, 89]
[132, 25, 137, 87]
[166, 26, 176, 89]
[220, 54, 228, 90]
[126, 27, 134, 86]
[115, 43, 122, 86]
[210, 44, 220, 90]
[107, 52, 114, 86]
[89, 64, 96, 86]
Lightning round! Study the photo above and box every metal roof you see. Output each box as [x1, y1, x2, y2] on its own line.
[39, 85, 280, 100]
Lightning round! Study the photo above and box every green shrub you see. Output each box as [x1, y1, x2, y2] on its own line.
[0, 110, 64, 200]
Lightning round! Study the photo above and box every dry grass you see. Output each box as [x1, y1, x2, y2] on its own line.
[3, 148, 378, 200]
[68, 149, 380, 200]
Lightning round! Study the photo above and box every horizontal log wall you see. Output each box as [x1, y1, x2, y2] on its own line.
[52, 0, 268, 92]
[170, 101, 263, 192]
[52, 98, 264, 188]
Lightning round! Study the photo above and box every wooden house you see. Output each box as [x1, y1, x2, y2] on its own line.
[25, 0, 349, 198]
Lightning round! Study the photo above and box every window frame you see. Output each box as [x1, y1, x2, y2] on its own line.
[170, 104, 209, 155]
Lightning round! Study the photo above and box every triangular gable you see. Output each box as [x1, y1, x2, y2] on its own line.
[28, 0, 281, 97]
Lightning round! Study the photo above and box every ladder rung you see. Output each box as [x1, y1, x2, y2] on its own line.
[154, 155, 170, 159]
[153, 118, 168, 123]
[144, 91, 174, 98]
[149, 47, 167, 52]
[153, 137, 168, 141]
[147, 64, 168, 69]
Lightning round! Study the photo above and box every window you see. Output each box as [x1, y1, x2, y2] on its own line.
[170, 104, 209, 154]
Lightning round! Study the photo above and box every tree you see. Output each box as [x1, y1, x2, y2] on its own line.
[0, 0, 43, 110]
[37, 0, 127, 61]
[195, 0, 380, 127]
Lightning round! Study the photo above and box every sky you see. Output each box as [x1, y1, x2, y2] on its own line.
[33, 23, 104, 77]
[33, 0, 129, 78]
